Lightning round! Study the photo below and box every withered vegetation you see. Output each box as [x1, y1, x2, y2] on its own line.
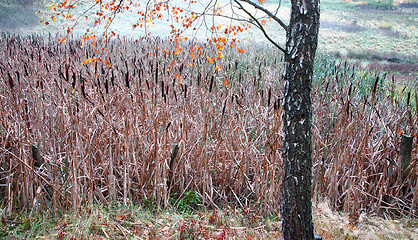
[0, 33, 416, 220]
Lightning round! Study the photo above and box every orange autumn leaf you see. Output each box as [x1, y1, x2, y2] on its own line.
[223, 79, 229, 87]
[206, 56, 215, 64]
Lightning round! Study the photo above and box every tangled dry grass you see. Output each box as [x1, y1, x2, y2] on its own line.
[0, 33, 417, 221]
[312, 56, 418, 219]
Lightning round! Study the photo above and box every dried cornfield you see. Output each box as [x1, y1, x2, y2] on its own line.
[0, 33, 417, 219]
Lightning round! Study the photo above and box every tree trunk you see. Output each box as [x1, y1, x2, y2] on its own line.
[282, 0, 320, 239]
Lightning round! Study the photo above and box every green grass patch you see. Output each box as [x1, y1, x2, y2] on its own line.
[1, 202, 417, 239]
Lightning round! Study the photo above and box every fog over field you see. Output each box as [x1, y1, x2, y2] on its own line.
[1, 0, 416, 66]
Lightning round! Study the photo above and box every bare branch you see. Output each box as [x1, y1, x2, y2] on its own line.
[234, 0, 286, 53]
[273, 0, 282, 16]
[237, 0, 288, 31]
[70, 1, 101, 30]
[105, 0, 125, 35]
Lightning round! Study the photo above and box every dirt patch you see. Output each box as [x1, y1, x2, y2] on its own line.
[389, 74, 417, 84]
[368, 62, 418, 85]
[379, 63, 418, 74]
[320, 20, 367, 33]
[400, 3, 418, 9]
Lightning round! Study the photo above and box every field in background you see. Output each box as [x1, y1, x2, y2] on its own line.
[319, 0, 417, 64]
[0, 0, 41, 29]
[1, 0, 417, 66]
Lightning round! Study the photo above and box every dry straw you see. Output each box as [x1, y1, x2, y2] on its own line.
[0, 33, 416, 219]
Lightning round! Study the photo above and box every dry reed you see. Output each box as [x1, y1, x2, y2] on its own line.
[0, 33, 416, 219]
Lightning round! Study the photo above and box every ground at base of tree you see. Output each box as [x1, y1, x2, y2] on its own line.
[1, 201, 417, 240]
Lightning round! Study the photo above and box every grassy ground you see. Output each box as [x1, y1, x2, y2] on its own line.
[1, 202, 418, 239]
[318, 0, 418, 65]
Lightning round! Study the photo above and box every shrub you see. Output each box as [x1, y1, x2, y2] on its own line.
[379, 21, 395, 30]
[356, 0, 398, 9]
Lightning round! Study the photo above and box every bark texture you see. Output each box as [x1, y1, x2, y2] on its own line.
[282, 0, 320, 239]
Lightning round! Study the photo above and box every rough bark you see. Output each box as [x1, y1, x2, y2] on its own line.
[400, 134, 413, 179]
[282, 0, 320, 239]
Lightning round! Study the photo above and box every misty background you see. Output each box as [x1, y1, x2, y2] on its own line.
[0, 0, 417, 65]
[0, 0, 42, 29]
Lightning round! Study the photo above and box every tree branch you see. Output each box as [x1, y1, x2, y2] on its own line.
[105, 0, 125, 34]
[237, 0, 288, 31]
[234, 0, 286, 53]
[273, 0, 282, 16]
